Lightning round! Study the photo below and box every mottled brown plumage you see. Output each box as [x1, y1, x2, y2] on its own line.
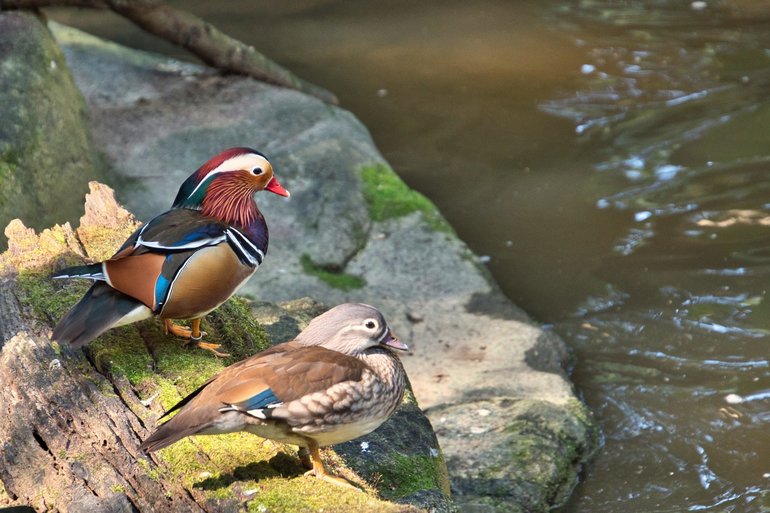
[140, 303, 409, 488]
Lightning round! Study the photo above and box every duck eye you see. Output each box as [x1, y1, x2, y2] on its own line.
[252, 167, 264, 175]
[365, 320, 377, 330]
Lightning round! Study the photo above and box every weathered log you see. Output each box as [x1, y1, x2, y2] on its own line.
[0, 185, 205, 512]
[0, 0, 338, 105]
[0, 183, 450, 512]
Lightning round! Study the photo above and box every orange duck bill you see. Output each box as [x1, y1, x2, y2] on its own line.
[265, 176, 290, 197]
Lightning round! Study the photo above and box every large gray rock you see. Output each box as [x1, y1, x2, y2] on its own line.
[0, 13, 103, 246]
[49, 24, 599, 511]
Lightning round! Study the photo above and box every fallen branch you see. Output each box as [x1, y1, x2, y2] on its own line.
[2, 0, 338, 104]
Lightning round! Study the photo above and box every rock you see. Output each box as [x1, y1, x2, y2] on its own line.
[429, 397, 600, 512]
[0, 184, 449, 512]
[0, 13, 104, 248]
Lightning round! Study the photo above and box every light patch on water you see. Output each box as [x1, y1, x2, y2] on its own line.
[613, 227, 654, 256]
[630, 350, 769, 369]
[694, 445, 719, 490]
[701, 267, 749, 276]
[654, 165, 682, 181]
[726, 389, 770, 404]
[634, 211, 653, 222]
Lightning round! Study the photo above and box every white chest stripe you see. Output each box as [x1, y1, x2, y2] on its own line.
[225, 228, 264, 266]
[227, 228, 264, 258]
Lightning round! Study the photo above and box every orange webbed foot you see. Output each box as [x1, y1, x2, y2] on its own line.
[163, 319, 229, 357]
[188, 338, 231, 358]
[163, 319, 199, 338]
[303, 440, 361, 491]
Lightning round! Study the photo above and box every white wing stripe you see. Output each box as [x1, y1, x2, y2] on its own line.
[138, 235, 226, 250]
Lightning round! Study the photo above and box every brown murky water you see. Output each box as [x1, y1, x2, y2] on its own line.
[50, 1, 770, 510]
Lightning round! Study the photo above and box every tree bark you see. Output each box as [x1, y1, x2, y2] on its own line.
[1, 0, 338, 105]
[0, 185, 204, 512]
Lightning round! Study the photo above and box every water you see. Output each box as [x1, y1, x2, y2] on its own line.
[48, 1, 770, 511]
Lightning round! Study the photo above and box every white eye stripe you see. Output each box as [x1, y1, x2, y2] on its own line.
[376, 327, 390, 342]
[188, 154, 271, 199]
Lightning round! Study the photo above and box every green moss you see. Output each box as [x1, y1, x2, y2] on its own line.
[16, 271, 90, 325]
[88, 327, 154, 385]
[204, 297, 271, 361]
[0, 152, 17, 186]
[499, 399, 598, 509]
[374, 454, 445, 499]
[153, 433, 284, 489]
[247, 476, 405, 513]
[300, 254, 366, 290]
[137, 458, 162, 481]
[149, 432, 410, 512]
[359, 164, 451, 232]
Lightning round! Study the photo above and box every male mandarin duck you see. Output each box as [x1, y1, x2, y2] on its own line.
[140, 303, 408, 488]
[52, 147, 289, 357]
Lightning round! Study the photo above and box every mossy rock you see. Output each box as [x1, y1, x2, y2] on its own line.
[359, 163, 452, 233]
[0, 12, 105, 250]
[430, 397, 600, 513]
[16, 276, 449, 512]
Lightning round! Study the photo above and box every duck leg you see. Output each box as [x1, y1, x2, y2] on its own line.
[163, 318, 230, 358]
[188, 318, 231, 358]
[163, 318, 194, 338]
[298, 447, 312, 470]
[303, 439, 359, 490]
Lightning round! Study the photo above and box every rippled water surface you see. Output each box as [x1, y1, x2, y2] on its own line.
[50, 1, 770, 510]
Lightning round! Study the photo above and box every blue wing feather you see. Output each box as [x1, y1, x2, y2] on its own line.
[154, 274, 172, 309]
[236, 388, 281, 411]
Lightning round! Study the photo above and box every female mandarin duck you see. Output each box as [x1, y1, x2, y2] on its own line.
[140, 303, 408, 488]
[52, 147, 289, 357]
